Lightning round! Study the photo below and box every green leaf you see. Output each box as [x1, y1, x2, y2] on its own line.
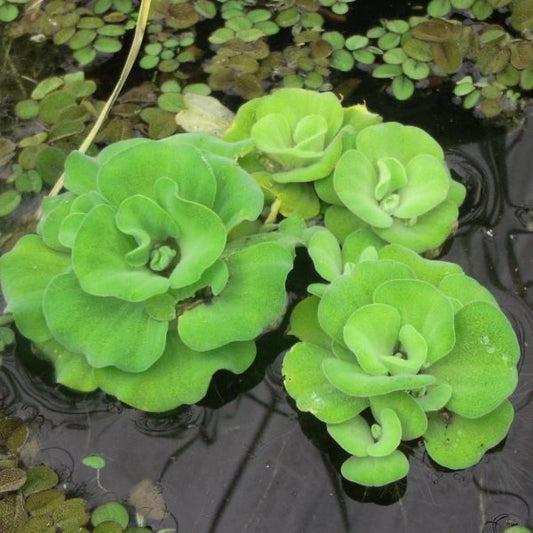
[322, 358, 435, 396]
[154, 178, 227, 289]
[0, 191, 21, 217]
[357, 122, 444, 165]
[343, 303, 400, 375]
[91, 502, 129, 528]
[429, 302, 519, 418]
[334, 150, 392, 228]
[289, 296, 332, 349]
[72, 204, 171, 302]
[341, 450, 409, 486]
[82, 456, 106, 469]
[97, 142, 217, 209]
[378, 244, 463, 286]
[324, 206, 368, 244]
[14, 99, 40, 120]
[327, 415, 374, 456]
[307, 229, 343, 281]
[375, 200, 460, 252]
[0, 235, 70, 342]
[395, 154, 450, 218]
[283, 342, 368, 423]
[43, 272, 168, 372]
[424, 400, 514, 469]
[95, 333, 255, 412]
[318, 260, 414, 343]
[438, 273, 499, 308]
[202, 154, 263, 230]
[178, 242, 293, 351]
[373, 279, 455, 364]
[392, 75, 415, 100]
[37, 338, 98, 392]
[64, 151, 100, 194]
[370, 391, 428, 440]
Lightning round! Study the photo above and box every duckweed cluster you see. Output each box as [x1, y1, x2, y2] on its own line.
[0, 414, 166, 532]
[1, 0, 533, 227]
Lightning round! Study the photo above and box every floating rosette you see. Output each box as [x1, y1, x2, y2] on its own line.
[224, 87, 382, 219]
[0, 133, 294, 411]
[325, 122, 466, 253]
[283, 237, 519, 486]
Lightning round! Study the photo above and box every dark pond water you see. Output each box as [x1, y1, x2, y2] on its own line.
[1, 1, 533, 532]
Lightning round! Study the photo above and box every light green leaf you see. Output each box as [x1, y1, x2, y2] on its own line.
[438, 273, 499, 309]
[43, 272, 168, 372]
[375, 200, 460, 252]
[204, 154, 263, 230]
[318, 260, 415, 343]
[328, 415, 374, 456]
[95, 332, 255, 412]
[395, 154, 450, 218]
[429, 302, 519, 418]
[178, 242, 293, 351]
[341, 450, 409, 486]
[378, 244, 463, 286]
[322, 358, 435, 396]
[37, 338, 98, 392]
[356, 122, 444, 166]
[0, 235, 70, 342]
[334, 150, 393, 228]
[371, 391, 428, 440]
[307, 229, 343, 282]
[373, 279, 455, 364]
[283, 342, 368, 423]
[424, 400, 514, 469]
[97, 142, 217, 208]
[289, 296, 332, 349]
[155, 178, 227, 289]
[343, 303, 400, 375]
[73, 204, 170, 302]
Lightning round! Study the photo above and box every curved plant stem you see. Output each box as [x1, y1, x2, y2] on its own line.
[265, 198, 281, 224]
[47, 0, 153, 199]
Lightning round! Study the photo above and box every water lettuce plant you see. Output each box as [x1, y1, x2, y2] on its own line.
[224, 87, 382, 219]
[0, 133, 294, 412]
[284, 237, 519, 486]
[324, 122, 466, 253]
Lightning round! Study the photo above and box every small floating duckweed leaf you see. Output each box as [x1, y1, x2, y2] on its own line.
[82, 456, 106, 470]
[91, 502, 129, 528]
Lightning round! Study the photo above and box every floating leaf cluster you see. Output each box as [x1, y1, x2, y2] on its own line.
[0, 73, 210, 230]
[224, 88, 464, 255]
[4, 0, 532, 118]
[0, 132, 294, 412]
[342, 2, 533, 117]
[284, 236, 519, 486]
[0, 414, 170, 531]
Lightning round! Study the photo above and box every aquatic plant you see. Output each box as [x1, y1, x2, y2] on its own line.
[224, 87, 382, 218]
[324, 121, 466, 253]
[0, 413, 169, 531]
[0, 133, 294, 412]
[284, 239, 519, 486]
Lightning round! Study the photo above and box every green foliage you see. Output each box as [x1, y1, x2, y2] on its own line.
[224, 87, 382, 219]
[0, 133, 294, 411]
[327, 122, 466, 252]
[283, 236, 520, 486]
